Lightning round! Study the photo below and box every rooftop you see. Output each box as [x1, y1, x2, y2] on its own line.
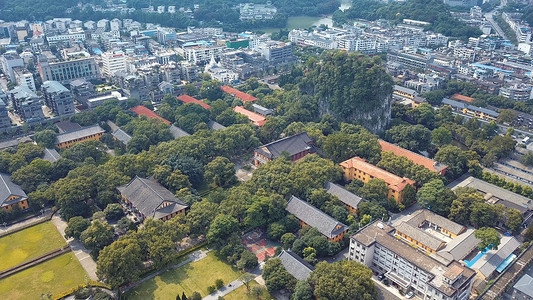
[449, 176, 533, 213]
[169, 125, 190, 139]
[254, 132, 313, 160]
[112, 128, 132, 145]
[513, 274, 533, 297]
[340, 156, 415, 192]
[0, 173, 27, 207]
[451, 94, 474, 103]
[324, 182, 363, 209]
[278, 250, 314, 281]
[130, 105, 171, 125]
[42, 148, 61, 163]
[352, 221, 476, 297]
[55, 124, 105, 145]
[233, 106, 266, 127]
[379, 140, 448, 174]
[177, 95, 211, 110]
[42, 81, 70, 94]
[221, 85, 258, 102]
[117, 176, 188, 220]
[286, 195, 347, 239]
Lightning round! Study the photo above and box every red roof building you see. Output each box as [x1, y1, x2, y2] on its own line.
[221, 85, 258, 102]
[177, 95, 211, 110]
[451, 94, 474, 103]
[233, 106, 266, 127]
[379, 140, 448, 175]
[130, 105, 171, 125]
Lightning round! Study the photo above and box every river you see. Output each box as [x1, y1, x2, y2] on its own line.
[260, 0, 352, 33]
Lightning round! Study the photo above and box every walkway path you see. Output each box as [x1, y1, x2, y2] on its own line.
[51, 215, 98, 281]
[0, 208, 52, 235]
[120, 249, 211, 294]
[202, 279, 245, 300]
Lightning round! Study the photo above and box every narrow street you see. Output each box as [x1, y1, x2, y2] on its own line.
[51, 215, 98, 281]
[484, 0, 508, 39]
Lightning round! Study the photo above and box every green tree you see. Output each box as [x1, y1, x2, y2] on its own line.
[416, 179, 456, 216]
[310, 260, 377, 300]
[435, 145, 469, 179]
[200, 80, 223, 101]
[34, 130, 57, 148]
[80, 220, 114, 256]
[207, 214, 239, 248]
[431, 126, 452, 146]
[505, 208, 523, 235]
[186, 200, 219, 235]
[497, 109, 516, 123]
[64, 216, 91, 239]
[292, 280, 313, 300]
[281, 233, 296, 249]
[262, 257, 295, 292]
[96, 238, 143, 288]
[385, 124, 432, 152]
[474, 227, 501, 250]
[204, 156, 237, 187]
[358, 179, 389, 206]
[103, 203, 124, 221]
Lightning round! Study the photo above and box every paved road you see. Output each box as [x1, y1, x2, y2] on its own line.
[484, 0, 507, 38]
[51, 215, 98, 281]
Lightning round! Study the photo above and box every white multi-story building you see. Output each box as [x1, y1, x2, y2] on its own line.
[110, 19, 122, 31]
[0, 53, 24, 81]
[101, 50, 127, 77]
[351, 221, 475, 300]
[13, 67, 36, 91]
[178, 43, 227, 64]
[238, 3, 277, 20]
[46, 28, 86, 43]
[499, 83, 533, 102]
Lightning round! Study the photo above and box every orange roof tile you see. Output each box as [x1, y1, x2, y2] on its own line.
[340, 156, 415, 192]
[451, 94, 474, 103]
[221, 85, 258, 102]
[130, 105, 171, 125]
[233, 106, 266, 127]
[379, 140, 448, 174]
[177, 95, 211, 110]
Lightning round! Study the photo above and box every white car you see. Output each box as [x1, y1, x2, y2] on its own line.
[406, 291, 415, 299]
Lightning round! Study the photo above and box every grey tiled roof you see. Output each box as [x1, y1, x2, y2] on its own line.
[324, 182, 363, 209]
[437, 228, 480, 262]
[169, 125, 190, 139]
[513, 274, 533, 297]
[117, 176, 188, 220]
[278, 250, 314, 281]
[56, 124, 105, 144]
[441, 98, 499, 117]
[394, 85, 417, 95]
[395, 222, 445, 250]
[112, 128, 132, 145]
[406, 210, 465, 236]
[42, 148, 61, 163]
[286, 195, 347, 239]
[0, 173, 27, 207]
[55, 120, 83, 133]
[255, 132, 313, 160]
[449, 176, 533, 213]
[208, 120, 226, 130]
[42, 81, 69, 93]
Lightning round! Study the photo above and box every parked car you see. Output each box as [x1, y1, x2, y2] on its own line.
[406, 291, 414, 299]
[378, 274, 385, 281]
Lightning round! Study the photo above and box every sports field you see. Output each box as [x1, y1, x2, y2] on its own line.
[0, 221, 66, 271]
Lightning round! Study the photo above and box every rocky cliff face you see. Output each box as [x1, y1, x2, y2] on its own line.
[303, 51, 393, 134]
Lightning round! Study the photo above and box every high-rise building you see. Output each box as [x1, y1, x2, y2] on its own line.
[38, 55, 100, 83]
[8, 86, 44, 121]
[101, 50, 127, 77]
[13, 67, 36, 91]
[41, 81, 75, 116]
[0, 53, 24, 82]
[0, 99, 11, 129]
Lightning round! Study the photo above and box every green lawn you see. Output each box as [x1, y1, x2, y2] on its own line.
[126, 252, 242, 299]
[0, 221, 66, 271]
[0, 252, 88, 299]
[224, 280, 272, 300]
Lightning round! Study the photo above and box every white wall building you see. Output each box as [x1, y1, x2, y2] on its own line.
[101, 50, 127, 77]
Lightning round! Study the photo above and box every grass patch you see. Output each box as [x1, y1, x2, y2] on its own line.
[125, 252, 242, 299]
[0, 221, 66, 271]
[0, 252, 88, 299]
[224, 280, 271, 300]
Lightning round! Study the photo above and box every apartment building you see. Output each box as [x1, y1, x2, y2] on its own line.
[350, 221, 475, 300]
[441, 98, 499, 121]
[0, 99, 10, 129]
[101, 50, 127, 77]
[41, 81, 75, 116]
[0, 53, 24, 81]
[38, 55, 100, 83]
[8, 85, 43, 121]
[13, 67, 36, 91]
[499, 83, 533, 102]
[340, 156, 415, 203]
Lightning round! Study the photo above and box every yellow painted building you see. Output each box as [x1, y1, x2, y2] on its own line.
[1, 173, 29, 211]
[340, 156, 415, 203]
[55, 124, 105, 149]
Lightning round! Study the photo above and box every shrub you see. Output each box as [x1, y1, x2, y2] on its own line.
[207, 285, 216, 294]
[215, 279, 224, 289]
